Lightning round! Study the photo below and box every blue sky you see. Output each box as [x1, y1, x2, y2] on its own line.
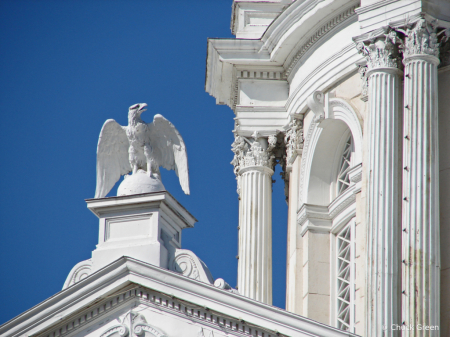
[0, 0, 288, 323]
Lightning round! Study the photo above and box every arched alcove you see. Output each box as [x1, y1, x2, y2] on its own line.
[299, 98, 362, 207]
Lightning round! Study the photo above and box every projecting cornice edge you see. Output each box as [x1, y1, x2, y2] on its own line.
[0, 257, 359, 337]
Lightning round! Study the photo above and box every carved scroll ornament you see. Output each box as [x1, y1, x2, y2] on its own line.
[169, 248, 214, 284]
[100, 311, 166, 337]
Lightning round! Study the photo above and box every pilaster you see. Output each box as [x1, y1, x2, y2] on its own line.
[355, 29, 403, 336]
[231, 133, 276, 304]
[284, 118, 304, 314]
[400, 18, 440, 335]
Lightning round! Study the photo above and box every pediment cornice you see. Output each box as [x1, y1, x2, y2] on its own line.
[0, 257, 358, 337]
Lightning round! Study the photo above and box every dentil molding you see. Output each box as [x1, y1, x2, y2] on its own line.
[284, 3, 358, 79]
[38, 286, 284, 337]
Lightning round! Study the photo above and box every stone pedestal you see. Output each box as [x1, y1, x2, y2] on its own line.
[86, 191, 197, 272]
[355, 30, 403, 336]
[401, 19, 440, 333]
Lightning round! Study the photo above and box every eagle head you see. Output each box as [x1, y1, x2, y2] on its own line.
[128, 103, 147, 118]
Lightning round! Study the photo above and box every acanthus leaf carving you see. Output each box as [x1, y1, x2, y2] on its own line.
[357, 64, 369, 102]
[356, 30, 402, 70]
[438, 28, 450, 67]
[284, 118, 303, 165]
[243, 140, 271, 169]
[101, 311, 166, 337]
[398, 18, 439, 60]
[231, 135, 276, 177]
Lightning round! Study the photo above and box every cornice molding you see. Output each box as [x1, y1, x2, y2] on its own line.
[354, 0, 398, 16]
[297, 188, 357, 237]
[261, 0, 325, 53]
[1, 257, 358, 337]
[39, 286, 282, 337]
[284, 4, 358, 79]
[286, 43, 358, 115]
[297, 184, 357, 228]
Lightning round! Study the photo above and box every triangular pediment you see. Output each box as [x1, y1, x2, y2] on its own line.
[0, 257, 357, 337]
[37, 285, 283, 337]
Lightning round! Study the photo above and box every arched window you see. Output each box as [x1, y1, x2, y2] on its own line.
[336, 135, 353, 196]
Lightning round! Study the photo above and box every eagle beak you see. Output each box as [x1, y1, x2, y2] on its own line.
[138, 103, 147, 114]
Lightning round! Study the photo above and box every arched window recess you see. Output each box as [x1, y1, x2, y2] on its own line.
[296, 91, 363, 333]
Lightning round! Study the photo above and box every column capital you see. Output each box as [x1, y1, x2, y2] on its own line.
[231, 134, 276, 176]
[398, 18, 440, 64]
[284, 118, 303, 165]
[439, 28, 450, 67]
[355, 29, 402, 72]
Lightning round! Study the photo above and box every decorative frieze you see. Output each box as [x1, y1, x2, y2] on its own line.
[40, 286, 284, 337]
[230, 69, 285, 111]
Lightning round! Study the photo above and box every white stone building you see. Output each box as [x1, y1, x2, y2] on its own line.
[1, 1, 449, 337]
[206, 0, 449, 336]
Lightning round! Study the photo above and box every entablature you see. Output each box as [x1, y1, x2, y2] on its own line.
[357, 0, 450, 34]
[206, 0, 361, 114]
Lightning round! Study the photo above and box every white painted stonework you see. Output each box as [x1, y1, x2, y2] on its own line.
[3, 1, 450, 337]
[206, 0, 450, 336]
[1, 258, 358, 337]
[95, 103, 189, 198]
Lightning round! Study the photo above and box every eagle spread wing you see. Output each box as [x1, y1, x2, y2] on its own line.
[95, 119, 131, 198]
[148, 114, 190, 195]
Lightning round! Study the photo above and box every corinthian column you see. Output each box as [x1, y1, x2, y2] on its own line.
[400, 19, 440, 334]
[356, 30, 403, 336]
[231, 134, 275, 304]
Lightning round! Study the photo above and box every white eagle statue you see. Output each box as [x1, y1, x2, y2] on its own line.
[95, 103, 189, 198]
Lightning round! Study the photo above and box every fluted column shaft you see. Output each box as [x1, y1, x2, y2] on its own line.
[356, 31, 403, 336]
[401, 19, 440, 335]
[367, 68, 403, 336]
[238, 165, 273, 304]
[231, 135, 275, 304]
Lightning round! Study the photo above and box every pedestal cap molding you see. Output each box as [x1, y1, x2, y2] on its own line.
[86, 191, 197, 229]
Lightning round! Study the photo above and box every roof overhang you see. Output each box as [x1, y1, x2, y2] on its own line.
[205, 0, 359, 109]
[0, 257, 359, 337]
